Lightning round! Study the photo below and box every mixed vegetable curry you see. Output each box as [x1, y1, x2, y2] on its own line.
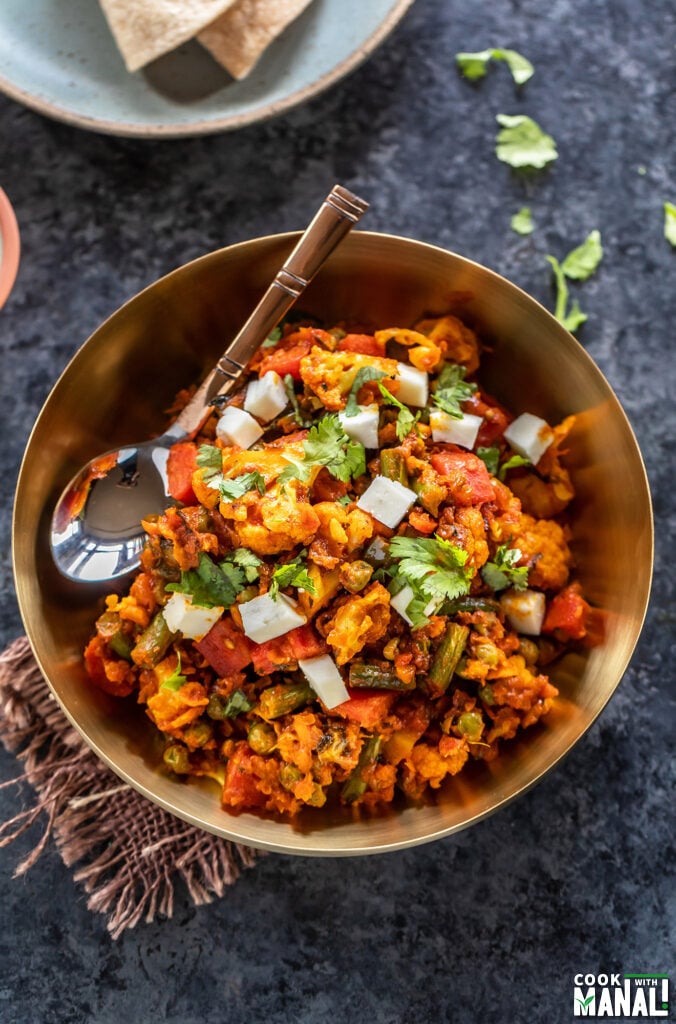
[85, 312, 590, 817]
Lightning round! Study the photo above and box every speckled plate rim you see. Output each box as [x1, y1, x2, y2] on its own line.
[0, 187, 20, 309]
[0, 0, 415, 139]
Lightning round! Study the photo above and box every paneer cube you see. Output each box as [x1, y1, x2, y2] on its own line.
[390, 585, 439, 626]
[357, 475, 418, 529]
[338, 404, 380, 449]
[395, 363, 429, 407]
[500, 588, 546, 635]
[216, 406, 264, 449]
[430, 409, 483, 448]
[244, 371, 289, 423]
[162, 592, 224, 641]
[298, 654, 349, 709]
[503, 412, 554, 466]
[239, 592, 307, 644]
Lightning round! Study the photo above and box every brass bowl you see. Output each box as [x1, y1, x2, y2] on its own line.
[13, 231, 653, 855]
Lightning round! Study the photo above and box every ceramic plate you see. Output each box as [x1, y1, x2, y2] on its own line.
[0, 0, 414, 138]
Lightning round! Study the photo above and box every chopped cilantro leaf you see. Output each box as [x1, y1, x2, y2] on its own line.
[495, 114, 558, 170]
[664, 201, 676, 247]
[481, 544, 529, 592]
[216, 471, 266, 501]
[389, 534, 473, 615]
[345, 366, 388, 417]
[262, 326, 282, 348]
[456, 48, 534, 85]
[378, 381, 420, 440]
[432, 363, 477, 419]
[511, 206, 534, 236]
[269, 556, 317, 600]
[161, 652, 187, 691]
[228, 548, 262, 584]
[278, 414, 366, 485]
[196, 444, 223, 481]
[166, 552, 246, 609]
[476, 446, 500, 476]
[220, 689, 254, 717]
[561, 230, 603, 281]
[498, 453, 531, 480]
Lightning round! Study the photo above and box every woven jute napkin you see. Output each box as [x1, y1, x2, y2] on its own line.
[0, 637, 259, 939]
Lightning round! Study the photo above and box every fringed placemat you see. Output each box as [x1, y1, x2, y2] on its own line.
[0, 637, 259, 939]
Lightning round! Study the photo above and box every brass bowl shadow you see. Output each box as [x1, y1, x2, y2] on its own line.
[12, 232, 653, 855]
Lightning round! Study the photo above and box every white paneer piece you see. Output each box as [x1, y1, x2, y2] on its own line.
[357, 475, 418, 529]
[162, 592, 224, 641]
[244, 371, 288, 423]
[503, 412, 554, 466]
[216, 406, 264, 449]
[500, 589, 546, 636]
[239, 592, 307, 645]
[430, 409, 483, 448]
[389, 585, 440, 626]
[298, 654, 349, 710]
[395, 362, 429, 407]
[338, 404, 380, 449]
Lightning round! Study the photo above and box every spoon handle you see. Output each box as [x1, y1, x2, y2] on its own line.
[171, 185, 369, 439]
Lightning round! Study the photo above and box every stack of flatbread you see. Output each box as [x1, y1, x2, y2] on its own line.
[99, 0, 314, 79]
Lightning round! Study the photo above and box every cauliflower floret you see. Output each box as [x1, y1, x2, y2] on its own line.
[413, 314, 480, 374]
[299, 347, 398, 411]
[325, 582, 392, 665]
[510, 513, 572, 590]
[219, 479, 320, 556]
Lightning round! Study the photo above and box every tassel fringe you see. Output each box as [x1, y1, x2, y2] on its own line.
[0, 637, 259, 939]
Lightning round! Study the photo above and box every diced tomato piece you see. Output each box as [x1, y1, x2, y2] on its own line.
[462, 393, 511, 447]
[250, 635, 296, 675]
[431, 449, 495, 506]
[166, 442, 199, 505]
[222, 746, 268, 810]
[543, 583, 590, 640]
[259, 341, 312, 381]
[285, 625, 328, 661]
[331, 689, 396, 730]
[196, 617, 252, 675]
[337, 333, 385, 357]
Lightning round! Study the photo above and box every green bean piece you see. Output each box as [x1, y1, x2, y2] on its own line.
[339, 560, 374, 594]
[348, 663, 415, 691]
[247, 720, 277, 755]
[426, 623, 469, 697]
[379, 449, 409, 486]
[364, 537, 390, 566]
[457, 711, 485, 741]
[443, 596, 501, 615]
[257, 681, 313, 720]
[131, 612, 174, 669]
[163, 744, 190, 774]
[341, 735, 382, 803]
[108, 632, 133, 662]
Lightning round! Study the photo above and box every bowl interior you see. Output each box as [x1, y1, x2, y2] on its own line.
[13, 231, 653, 854]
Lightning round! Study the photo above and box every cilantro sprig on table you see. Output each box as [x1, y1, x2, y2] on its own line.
[456, 48, 534, 85]
[511, 206, 534, 236]
[196, 445, 265, 501]
[481, 544, 529, 592]
[432, 363, 477, 419]
[278, 414, 366, 485]
[495, 114, 558, 170]
[388, 535, 474, 627]
[166, 550, 261, 609]
[547, 230, 603, 332]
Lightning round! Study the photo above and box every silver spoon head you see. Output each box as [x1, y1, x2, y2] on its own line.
[50, 440, 175, 583]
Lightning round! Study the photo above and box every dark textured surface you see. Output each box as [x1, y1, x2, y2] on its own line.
[1, 1, 674, 1021]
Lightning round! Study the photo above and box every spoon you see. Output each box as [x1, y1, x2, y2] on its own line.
[50, 185, 369, 584]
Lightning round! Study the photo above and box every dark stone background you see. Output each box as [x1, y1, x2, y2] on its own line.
[0, 1, 674, 1021]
